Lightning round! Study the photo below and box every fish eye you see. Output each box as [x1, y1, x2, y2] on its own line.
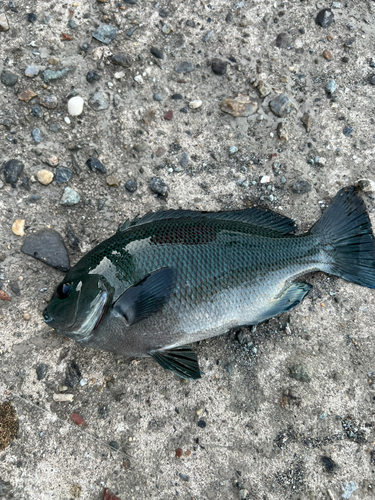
[56, 282, 72, 299]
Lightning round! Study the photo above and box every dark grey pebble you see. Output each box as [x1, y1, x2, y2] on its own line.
[65, 361, 81, 388]
[153, 93, 163, 101]
[9, 281, 21, 296]
[28, 13, 37, 22]
[98, 198, 106, 211]
[32, 128, 43, 143]
[49, 123, 60, 132]
[98, 405, 109, 419]
[109, 441, 120, 450]
[225, 12, 232, 23]
[175, 61, 195, 74]
[88, 91, 109, 111]
[86, 157, 106, 174]
[186, 19, 195, 27]
[321, 456, 338, 473]
[133, 143, 148, 153]
[39, 95, 58, 109]
[42, 68, 69, 84]
[150, 177, 168, 196]
[126, 26, 138, 37]
[343, 126, 353, 137]
[224, 362, 233, 375]
[180, 107, 188, 113]
[55, 167, 73, 183]
[112, 53, 132, 68]
[202, 30, 213, 42]
[21, 176, 31, 190]
[316, 8, 334, 28]
[125, 179, 137, 193]
[1, 70, 18, 87]
[68, 19, 77, 29]
[66, 224, 79, 248]
[171, 93, 183, 100]
[179, 474, 189, 482]
[21, 229, 70, 272]
[3, 159, 24, 184]
[211, 58, 227, 75]
[36, 363, 48, 381]
[86, 71, 100, 84]
[92, 24, 117, 44]
[197, 420, 207, 428]
[275, 32, 292, 49]
[292, 178, 312, 195]
[32, 105, 42, 118]
[344, 38, 355, 48]
[27, 195, 41, 203]
[159, 7, 168, 17]
[288, 363, 311, 382]
[180, 152, 189, 168]
[151, 47, 163, 59]
[369, 75, 375, 85]
[269, 94, 292, 117]
[123, 0, 136, 4]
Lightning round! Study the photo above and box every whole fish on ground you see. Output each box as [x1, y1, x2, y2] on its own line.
[43, 187, 375, 379]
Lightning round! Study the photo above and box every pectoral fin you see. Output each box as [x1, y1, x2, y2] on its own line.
[113, 267, 176, 325]
[256, 282, 312, 323]
[149, 346, 201, 380]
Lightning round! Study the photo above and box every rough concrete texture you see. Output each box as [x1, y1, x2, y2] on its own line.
[1, 0, 375, 499]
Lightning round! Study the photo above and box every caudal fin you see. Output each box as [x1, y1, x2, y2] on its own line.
[311, 186, 375, 288]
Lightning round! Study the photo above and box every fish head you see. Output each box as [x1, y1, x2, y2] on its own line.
[43, 274, 114, 341]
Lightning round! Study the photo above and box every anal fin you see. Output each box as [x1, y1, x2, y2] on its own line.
[149, 346, 201, 380]
[257, 282, 312, 323]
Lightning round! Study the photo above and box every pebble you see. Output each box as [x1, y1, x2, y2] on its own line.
[343, 125, 353, 137]
[12, 219, 25, 236]
[175, 448, 183, 458]
[180, 152, 189, 167]
[269, 94, 292, 117]
[159, 7, 168, 17]
[164, 110, 173, 120]
[356, 178, 375, 193]
[316, 8, 334, 28]
[134, 75, 144, 85]
[179, 473, 189, 482]
[3, 159, 24, 184]
[175, 61, 195, 74]
[161, 23, 172, 34]
[109, 441, 120, 451]
[229, 146, 238, 155]
[189, 100, 202, 109]
[25, 66, 39, 77]
[106, 174, 121, 187]
[292, 178, 312, 194]
[68, 19, 77, 29]
[92, 24, 117, 44]
[202, 30, 213, 42]
[220, 95, 257, 117]
[260, 175, 270, 184]
[86, 70, 100, 83]
[197, 420, 206, 428]
[21, 229, 70, 271]
[37, 169, 54, 185]
[0, 13, 10, 31]
[60, 187, 81, 206]
[55, 167, 72, 184]
[155, 146, 166, 157]
[133, 144, 148, 153]
[32, 106, 42, 118]
[341, 481, 357, 499]
[256, 80, 271, 98]
[321, 456, 338, 473]
[211, 58, 227, 75]
[42, 68, 70, 84]
[301, 113, 312, 132]
[36, 364, 48, 380]
[344, 38, 355, 48]
[150, 177, 168, 196]
[153, 93, 163, 102]
[369, 75, 375, 85]
[1, 70, 18, 87]
[171, 94, 183, 100]
[277, 122, 289, 141]
[150, 47, 163, 59]
[53, 393, 74, 402]
[65, 361, 81, 388]
[112, 53, 132, 68]
[18, 89, 37, 102]
[124, 179, 137, 193]
[68, 96, 84, 116]
[322, 49, 333, 60]
[238, 490, 249, 500]
[23, 313, 31, 321]
[325, 79, 337, 94]
[86, 157, 106, 173]
[186, 19, 195, 27]
[28, 13, 37, 23]
[32, 128, 43, 143]
[89, 91, 109, 111]
[288, 363, 311, 382]
[64, 117, 71, 125]
[49, 123, 60, 132]
[39, 95, 58, 109]
[275, 32, 292, 49]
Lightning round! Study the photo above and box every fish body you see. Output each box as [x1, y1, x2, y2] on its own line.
[44, 187, 375, 379]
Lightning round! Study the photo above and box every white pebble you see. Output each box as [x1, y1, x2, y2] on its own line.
[189, 99, 202, 109]
[260, 175, 271, 184]
[64, 116, 71, 124]
[67, 95, 84, 116]
[80, 378, 88, 386]
[134, 75, 144, 85]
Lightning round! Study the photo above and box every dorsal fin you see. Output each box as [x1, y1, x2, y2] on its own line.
[118, 208, 296, 235]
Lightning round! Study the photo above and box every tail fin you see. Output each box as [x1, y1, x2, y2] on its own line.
[311, 186, 375, 288]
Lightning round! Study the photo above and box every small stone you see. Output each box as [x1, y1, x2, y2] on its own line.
[344, 38, 355, 48]
[28, 13, 37, 23]
[22, 229, 70, 271]
[186, 19, 195, 27]
[277, 122, 289, 141]
[109, 441, 120, 450]
[175, 61, 195, 74]
[12, 219, 25, 236]
[175, 448, 183, 458]
[3, 159, 24, 184]
[112, 53, 132, 68]
[133, 144, 148, 153]
[202, 30, 213, 42]
[153, 93, 163, 101]
[179, 473, 189, 482]
[171, 94, 183, 100]
[60, 187, 81, 206]
[341, 481, 358, 499]
[55, 167, 72, 183]
[43, 155, 59, 167]
[150, 177, 168, 196]
[89, 91, 109, 111]
[1, 70, 18, 87]
[18, 89, 37, 102]
[32, 106, 42, 118]
[36, 364, 48, 380]
[48, 57, 59, 65]
[301, 113, 312, 132]
[180, 152, 189, 167]
[159, 7, 168, 17]
[49, 123, 60, 132]
[211, 58, 227, 75]
[189, 100, 202, 109]
[161, 23, 172, 34]
[260, 175, 270, 184]
[225, 12, 232, 23]
[39, 95, 58, 109]
[106, 174, 120, 187]
[32, 128, 43, 143]
[37, 169, 53, 185]
[316, 9, 334, 28]
[92, 24, 117, 44]
[164, 110, 173, 120]
[25, 66, 39, 77]
[325, 79, 337, 94]
[220, 95, 258, 117]
[275, 32, 292, 49]
[86, 71, 100, 84]
[288, 363, 311, 382]
[343, 126, 353, 137]
[269, 94, 292, 117]
[256, 80, 271, 98]
[68, 96, 84, 116]
[53, 393, 74, 402]
[292, 178, 312, 195]
[65, 361, 81, 388]
[150, 47, 163, 59]
[229, 146, 238, 155]
[42, 68, 70, 84]
[197, 420, 206, 428]
[68, 19, 78, 29]
[23, 313, 31, 321]
[238, 490, 249, 500]
[155, 146, 166, 157]
[0, 13, 10, 31]
[134, 75, 144, 85]
[356, 179, 375, 193]
[125, 179, 137, 193]
[322, 50, 333, 60]
[369, 75, 375, 85]
[321, 456, 338, 473]
[86, 158, 106, 173]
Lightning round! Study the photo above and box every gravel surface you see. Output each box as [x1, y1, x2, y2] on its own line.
[1, 1, 375, 499]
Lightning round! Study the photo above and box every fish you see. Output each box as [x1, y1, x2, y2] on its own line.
[43, 187, 375, 380]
